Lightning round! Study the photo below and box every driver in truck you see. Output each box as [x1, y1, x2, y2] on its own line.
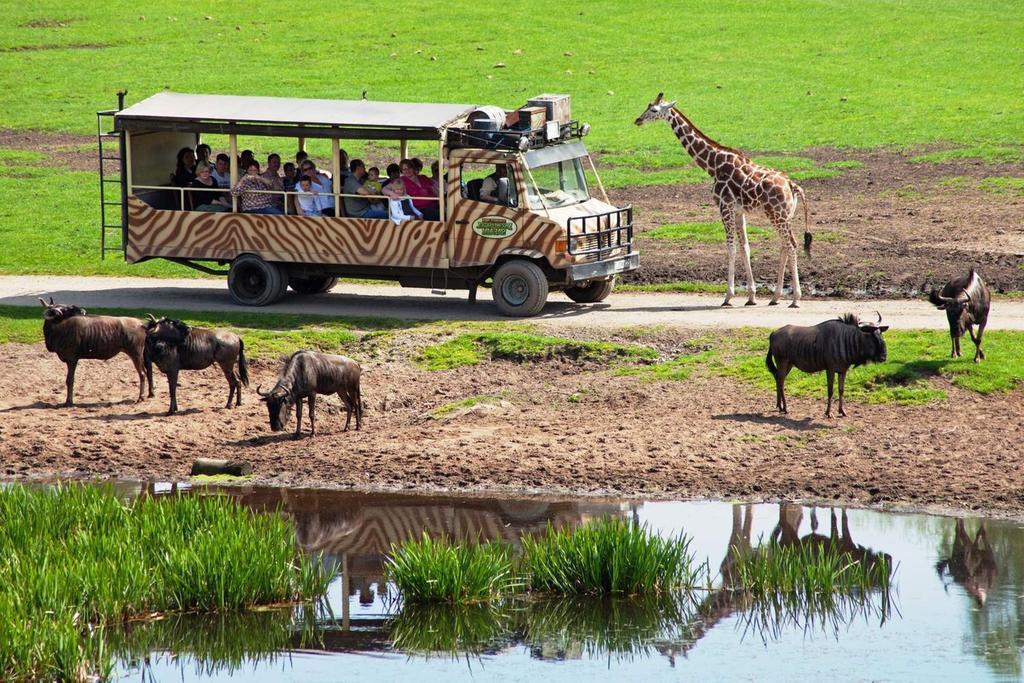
[480, 165, 509, 205]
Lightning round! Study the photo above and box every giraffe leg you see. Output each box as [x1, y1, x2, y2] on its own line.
[719, 203, 737, 307]
[788, 243, 802, 308]
[737, 212, 756, 305]
[769, 242, 787, 306]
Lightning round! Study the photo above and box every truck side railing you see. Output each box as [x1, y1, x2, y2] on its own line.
[566, 207, 633, 261]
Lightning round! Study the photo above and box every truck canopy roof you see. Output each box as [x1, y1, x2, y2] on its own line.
[114, 92, 478, 141]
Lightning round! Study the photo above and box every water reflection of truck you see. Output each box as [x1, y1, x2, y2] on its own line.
[99, 92, 637, 316]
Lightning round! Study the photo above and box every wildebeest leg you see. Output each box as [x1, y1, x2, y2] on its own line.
[969, 321, 986, 362]
[355, 384, 363, 429]
[308, 395, 316, 436]
[775, 360, 792, 413]
[128, 351, 147, 403]
[143, 348, 154, 398]
[166, 368, 179, 414]
[64, 359, 78, 407]
[719, 202, 737, 307]
[339, 391, 352, 431]
[837, 371, 847, 417]
[294, 400, 303, 439]
[219, 361, 237, 408]
[825, 369, 835, 418]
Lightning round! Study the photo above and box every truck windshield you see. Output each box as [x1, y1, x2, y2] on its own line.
[525, 156, 590, 209]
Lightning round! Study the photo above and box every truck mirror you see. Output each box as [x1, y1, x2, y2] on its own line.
[497, 177, 510, 205]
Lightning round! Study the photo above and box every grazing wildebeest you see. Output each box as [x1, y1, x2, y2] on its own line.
[144, 316, 249, 414]
[765, 313, 889, 418]
[928, 268, 991, 363]
[39, 297, 153, 407]
[257, 350, 362, 438]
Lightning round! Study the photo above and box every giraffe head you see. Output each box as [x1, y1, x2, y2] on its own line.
[635, 92, 677, 126]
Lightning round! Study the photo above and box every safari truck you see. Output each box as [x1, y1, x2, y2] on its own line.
[97, 92, 637, 316]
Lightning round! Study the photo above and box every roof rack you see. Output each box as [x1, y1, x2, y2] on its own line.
[446, 121, 584, 152]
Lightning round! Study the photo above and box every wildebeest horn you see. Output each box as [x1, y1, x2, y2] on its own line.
[49, 297, 55, 305]
[256, 384, 269, 397]
[38, 298, 48, 307]
[961, 290, 972, 303]
[875, 311, 882, 324]
[147, 313, 158, 322]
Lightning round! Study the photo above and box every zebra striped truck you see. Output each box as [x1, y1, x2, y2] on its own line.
[98, 92, 637, 316]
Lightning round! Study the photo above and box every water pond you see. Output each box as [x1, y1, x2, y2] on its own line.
[106, 483, 1023, 682]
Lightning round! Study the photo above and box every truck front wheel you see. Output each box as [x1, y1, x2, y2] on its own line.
[564, 278, 614, 303]
[228, 254, 287, 306]
[493, 260, 549, 317]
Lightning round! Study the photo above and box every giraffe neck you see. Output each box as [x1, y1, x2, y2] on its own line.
[667, 108, 736, 177]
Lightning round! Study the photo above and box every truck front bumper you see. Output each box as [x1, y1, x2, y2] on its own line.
[568, 253, 639, 282]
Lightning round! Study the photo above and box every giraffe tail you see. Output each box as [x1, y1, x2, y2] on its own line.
[792, 182, 811, 257]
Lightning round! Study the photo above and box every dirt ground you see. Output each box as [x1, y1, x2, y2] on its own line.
[2, 334, 1022, 519]
[611, 146, 1024, 296]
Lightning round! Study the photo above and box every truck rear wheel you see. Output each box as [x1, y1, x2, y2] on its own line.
[228, 254, 286, 306]
[289, 276, 338, 294]
[565, 278, 614, 303]
[493, 260, 548, 317]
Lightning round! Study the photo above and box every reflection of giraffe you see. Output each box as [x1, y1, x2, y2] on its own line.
[658, 504, 892, 665]
[937, 520, 997, 606]
[635, 93, 810, 308]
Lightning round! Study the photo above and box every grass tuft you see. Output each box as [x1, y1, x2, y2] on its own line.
[521, 517, 700, 595]
[385, 534, 521, 604]
[0, 484, 330, 681]
[417, 331, 657, 370]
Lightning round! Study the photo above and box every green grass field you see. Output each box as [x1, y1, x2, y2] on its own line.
[0, 0, 1020, 277]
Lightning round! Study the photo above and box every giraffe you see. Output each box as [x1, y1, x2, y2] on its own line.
[635, 93, 811, 307]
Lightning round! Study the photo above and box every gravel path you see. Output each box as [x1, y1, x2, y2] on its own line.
[2, 275, 1022, 330]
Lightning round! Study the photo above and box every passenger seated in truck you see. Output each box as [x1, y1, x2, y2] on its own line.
[381, 163, 401, 188]
[299, 161, 335, 216]
[343, 160, 389, 219]
[399, 159, 439, 220]
[480, 165, 509, 204]
[211, 154, 231, 188]
[294, 175, 322, 217]
[189, 161, 231, 212]
[196, 143, 212, 165]
[261, 153, 285, 210]
[383, 179, 422, 225]
[172, 147, 196, 189]
[282, 162, 298, 192]
[232, 161, 283, 215]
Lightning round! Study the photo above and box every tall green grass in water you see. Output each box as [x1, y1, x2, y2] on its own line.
[731, 540, 893, 598]
[0, 484, 330, 682]
[521, 517, 700, 595]
[385, 533, 521, 604]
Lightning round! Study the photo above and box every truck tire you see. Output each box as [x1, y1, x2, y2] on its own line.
[289, 276, 338, 294]
[565, 278, 614, 303]
[228, 254, 286, 306]
[493, 260, 549, 317]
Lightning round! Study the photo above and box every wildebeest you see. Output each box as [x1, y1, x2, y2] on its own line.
[39, 297, 153, 407]
[257, 350, 362, 438]
[928, 268, 990, 363]
[144, 316, 249, 414]
[765, 313, 889, 418]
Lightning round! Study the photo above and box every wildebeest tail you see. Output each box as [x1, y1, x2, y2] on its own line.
[765, 349, 778, 378]
[792, 181, 811, 257]
[237, 339, 250, 387]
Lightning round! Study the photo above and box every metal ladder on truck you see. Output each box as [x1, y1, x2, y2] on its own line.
[96, 91, 128, 259]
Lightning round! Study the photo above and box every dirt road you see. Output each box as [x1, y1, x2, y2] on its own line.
[4, 275, 1024, 330]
